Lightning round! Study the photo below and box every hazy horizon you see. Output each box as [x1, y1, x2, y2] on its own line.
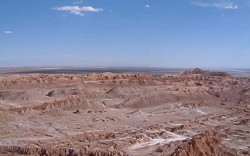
[1, 0, 250, 68]
[0, 66, 250, 71]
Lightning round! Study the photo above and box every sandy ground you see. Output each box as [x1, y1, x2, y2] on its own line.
[0, 68, 249, 155]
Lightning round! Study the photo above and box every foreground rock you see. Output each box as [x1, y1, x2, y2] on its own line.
[170, 131, 236, 156]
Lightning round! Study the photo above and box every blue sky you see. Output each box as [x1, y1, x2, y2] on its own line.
[0, 0, 250, 68]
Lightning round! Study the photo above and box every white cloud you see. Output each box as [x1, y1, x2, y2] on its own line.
[73, 0, 83, 5]
[4, 31, 12, 34]
[54, 6, 103, 16]
[192, 1, 238, 10]
[145, 4, 150, 8]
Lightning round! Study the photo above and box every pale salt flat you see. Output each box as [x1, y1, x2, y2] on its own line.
[195, 109, 207, 115]
[128, 131, 188, 150]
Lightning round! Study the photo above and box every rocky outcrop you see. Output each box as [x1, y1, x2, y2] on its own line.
[182, 68, 208, 75]
[170, 131, 236, 156]
[181, 68, 230, 77]
[9, 96, 105, 113]
[0, 73, 159, 89]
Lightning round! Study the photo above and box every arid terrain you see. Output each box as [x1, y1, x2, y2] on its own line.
[0, 68, 249, 156]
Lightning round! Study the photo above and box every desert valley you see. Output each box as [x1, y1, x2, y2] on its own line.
[0, 68, 249, 156]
